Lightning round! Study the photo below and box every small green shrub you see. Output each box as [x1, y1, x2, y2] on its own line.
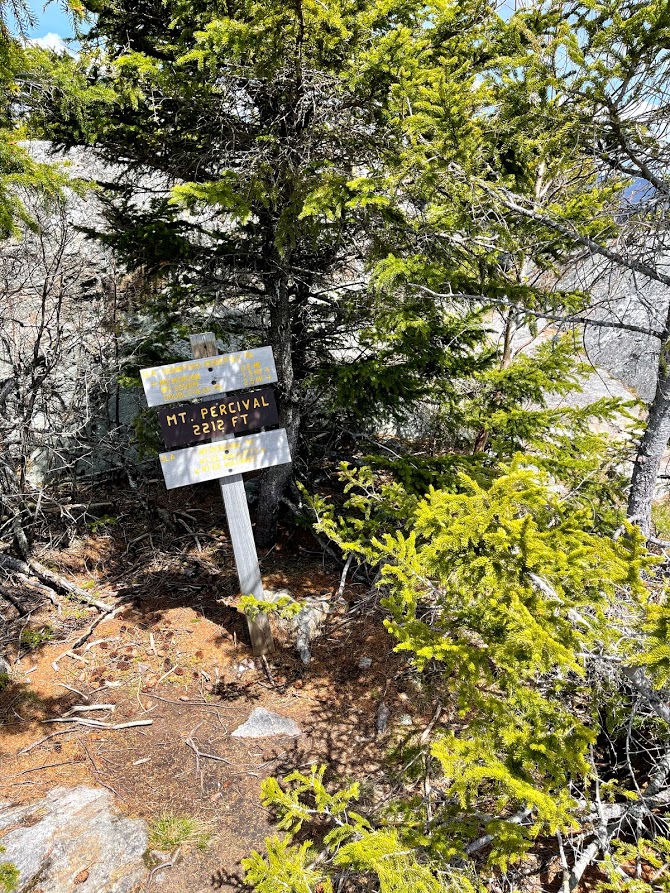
[59, 603, 89, 620]
[238, 593, 303, 622]
[88, 515, 117, 534]
[19, 626, 53, 650]
[242, 766, 475, 893]
[596, 837, 670, 892]
[0, 846, 19, 893]
[148, 814, 211, 853]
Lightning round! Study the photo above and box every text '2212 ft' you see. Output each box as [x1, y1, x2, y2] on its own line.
[158, 386, 279, 449]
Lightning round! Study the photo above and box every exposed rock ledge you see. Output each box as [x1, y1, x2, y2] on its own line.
[0, 786, 148, 893]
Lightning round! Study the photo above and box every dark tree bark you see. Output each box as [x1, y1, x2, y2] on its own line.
[628, 337, 670, 536]
[256, 275, 301, 547]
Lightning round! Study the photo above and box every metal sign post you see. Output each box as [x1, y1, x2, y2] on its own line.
[189, 333, 275, 656]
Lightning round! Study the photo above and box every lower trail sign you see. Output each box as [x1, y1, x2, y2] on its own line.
[141, 333, 292, 656]
[159, 429, 291, 489]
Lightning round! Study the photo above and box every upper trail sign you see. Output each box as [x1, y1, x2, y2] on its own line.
[140, 346, 277, 407]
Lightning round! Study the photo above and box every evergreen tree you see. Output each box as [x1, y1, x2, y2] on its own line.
[31, 0, 504, 543]
[411, 0, 670, 536]
[298, 0, 637, 522]
[372, 0, 625, 353]
[0, 5, 68, 239]
[544, 0, 670, 537]
[243, 453, 670, 891]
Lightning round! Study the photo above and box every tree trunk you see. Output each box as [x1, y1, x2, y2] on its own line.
[256, 277, 300, 547]
[627, 339, 670, 535]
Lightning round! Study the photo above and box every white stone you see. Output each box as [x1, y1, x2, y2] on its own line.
[231, 707, 301, 739]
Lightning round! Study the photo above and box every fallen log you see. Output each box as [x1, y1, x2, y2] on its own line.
[0, 584, 28, 616]
[0, 553, 112, 611]
[15, 573, 61, 608]
[44, 717, 153, 730]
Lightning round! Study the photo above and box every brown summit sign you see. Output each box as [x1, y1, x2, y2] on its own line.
[157, 386, 279, 449]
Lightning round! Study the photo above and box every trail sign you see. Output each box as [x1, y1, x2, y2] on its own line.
[141, 333, 287, 657]
[158, 387, 279, 449]
[141, 346, 277, 407]
[159, 429, 291, 489]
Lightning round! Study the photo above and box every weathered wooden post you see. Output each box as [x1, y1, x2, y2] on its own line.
[140, 333, 292, 657]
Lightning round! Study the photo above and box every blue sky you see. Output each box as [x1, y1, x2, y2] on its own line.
[22, 0, 516, 45]
[25, 0, 76, 47]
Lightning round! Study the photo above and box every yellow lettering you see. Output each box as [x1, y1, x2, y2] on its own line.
[231, 416, 239, 427]
[216, 419, 225, 431]
[242, 399, 250, 410]
[210, 405, 218, 418]
[166, 414, 177, 426]
[200, 407, 208, 420]
[178, 411, 187, 423]
[261, 396, 269, 407]
[193, 424, 201, 436]
[252, 398, 261, 409]
[228, 402, 237, 414]
[240, 413, 248, 425]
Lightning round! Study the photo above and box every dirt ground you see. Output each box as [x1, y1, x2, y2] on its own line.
[0, 481, 421, 892]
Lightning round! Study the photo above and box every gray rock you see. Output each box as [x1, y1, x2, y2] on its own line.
[266, 589, 332, 664]
[357, 657, 372, 670]
[376, 702, 390, 735]
[233, 657, 256, 676]
[231, 707, 301, 739]
[0, 786, 148, 892]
